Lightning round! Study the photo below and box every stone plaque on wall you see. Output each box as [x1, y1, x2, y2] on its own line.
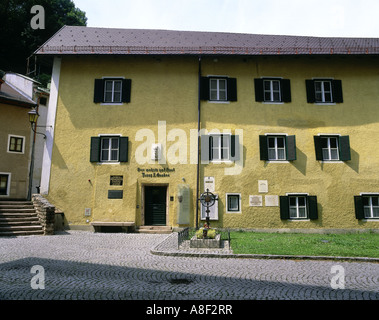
[258, 180, 268, 193]
[110, 175, 123, 186]
[249, 195, 263, 206]
[265, 195, 279, 206]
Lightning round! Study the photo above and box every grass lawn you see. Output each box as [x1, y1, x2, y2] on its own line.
[229, 231, 379, 258]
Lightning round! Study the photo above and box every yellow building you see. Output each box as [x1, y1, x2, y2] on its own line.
[36, 26, 379, 232]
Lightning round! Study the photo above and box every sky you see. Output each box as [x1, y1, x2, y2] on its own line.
[72, 0, 379, 38]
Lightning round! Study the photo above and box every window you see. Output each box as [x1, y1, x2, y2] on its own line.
[210, 78, 227, 101]
[0, 174, 10, 196]
[8, 135, 24, 153]
[90, 136, 129, 163]
[259, 135, 296, 161]
[226, 193, 241, 213]
[93, 78, 132, 103]
[210, 134, 230, 161]
[268, 136, 286, 160]
[314, 80, 332, 103]
[101, 137, 119, 162]
[354, 195, 379, 219]
[200, 77, 237, 102]
[254, 78, 291, 103]
[104, 79, 122, 103]
[200, 134, 240, 162]
[306, 79, 343, 103]
[280, 194, 318, 220]
[313, 135, 351, 161]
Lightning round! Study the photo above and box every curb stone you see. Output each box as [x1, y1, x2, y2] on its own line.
[150, 232, 379, 263]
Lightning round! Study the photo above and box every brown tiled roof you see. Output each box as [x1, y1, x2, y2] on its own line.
[35, 26, 379, 56]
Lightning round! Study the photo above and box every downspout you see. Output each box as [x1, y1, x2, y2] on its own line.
[195, 56, 202, 229]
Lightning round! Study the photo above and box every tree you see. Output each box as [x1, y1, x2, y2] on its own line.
[0, 0, 87, 84]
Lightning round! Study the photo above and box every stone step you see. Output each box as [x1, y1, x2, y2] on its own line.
[136, 226, 172, 234]
[0, 208, 36, 213]
[0, 230, 44, 236]
[0, 225, 43, 232]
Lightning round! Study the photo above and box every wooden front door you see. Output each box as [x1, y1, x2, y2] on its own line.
[144, 186, 167, 225]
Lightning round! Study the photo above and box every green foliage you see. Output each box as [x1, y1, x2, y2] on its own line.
[0, 0, 87, 74]
[196, 228, 217, 239]
[230, 231, 379, 258]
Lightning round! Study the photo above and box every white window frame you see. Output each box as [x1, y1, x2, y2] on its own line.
[362, 195, 379, 219]
[288, 195, 308, 219]
[209, 133, 231, 162]
[103, 79, 122, 103]
[7, 134, 25, 154]
[99, 135, 121, 163]
[314, 80, 333, 103]
[321, 136, 339, 161]
[226, 193, 241, 213]
[0, 173, 11, 197]
[263, 79, 281, 102]
[209, 78, 227, 102]
[267, 135, 286, 161]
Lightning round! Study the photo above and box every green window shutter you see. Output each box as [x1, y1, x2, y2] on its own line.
[280, 196, 290, 220]
[306, 80, 315, 103]
[339, 135, 351, 161]
[94, 79, 104, 103]
[121, 79, 132, 103]
[281, 79, 292, 102]
[308, 196, 318, 220]
[286, 135, 297, 161]
[254, 78, 264, 102]
[227, 78, 237, 101]
[230, 135, 240, 161]
[200, 77, 210, 100]
[332, 80, 343, 103]
[313, 136, 323, 160]
[354, 196, 365, 220]
[90, 137, 101, 162]
[200, 135, 210, 162]
[259, 135, 268, 160]
[119, 137, 129, 162]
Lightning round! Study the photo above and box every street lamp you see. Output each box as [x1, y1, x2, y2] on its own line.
[27, 108, 49, 200]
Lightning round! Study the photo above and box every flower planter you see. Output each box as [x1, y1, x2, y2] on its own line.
[190, 234, 221, 248]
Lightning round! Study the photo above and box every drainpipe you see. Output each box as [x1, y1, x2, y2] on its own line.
[195, 56, 202, 229]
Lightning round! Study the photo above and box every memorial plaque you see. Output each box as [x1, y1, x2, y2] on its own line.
[265, 195, 279, 207]
[110, 175, 123, 186]
[258, 180, 268, 193]
[204, 176, 215, 192]
[249, 195, 263, 207]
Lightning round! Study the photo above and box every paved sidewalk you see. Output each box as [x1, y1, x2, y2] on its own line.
[0, 231, 378, 300]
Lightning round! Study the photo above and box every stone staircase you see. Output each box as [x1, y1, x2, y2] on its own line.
[0, 200, 44, 236]
[136, 226, 172, 234]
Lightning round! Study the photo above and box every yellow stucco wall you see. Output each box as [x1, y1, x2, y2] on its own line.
[0, 104, 31, 199]
[47, 54, 379, 231]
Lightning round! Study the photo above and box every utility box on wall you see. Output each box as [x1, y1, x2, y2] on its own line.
[177, 184, 190, 224]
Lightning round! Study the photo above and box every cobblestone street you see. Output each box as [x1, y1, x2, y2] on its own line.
[0, 231, 378, 301]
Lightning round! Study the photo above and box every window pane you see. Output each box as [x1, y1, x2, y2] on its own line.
[268, 149, 276, 160]
[277, 137, 284, 148]
[219, 90, 227, 100]
[268, 137, 275, 148]
[104, 92, 113, 102]
[210, 90, 218, 100]
[330, 149, 339, 160]
[315, 82, 322, 92]
[289, 197, 296, 206]
[289, 207, 297, 218]
[210, 79, 217, 90]
[113, 92, 121, 102]
[373, 207, 379, 218]
[114, 81, 122, 92]
[264, 81, 271, 90]
[102, 138, 109, 149]
[16, 139, 22, 151]
[111, 138, 119, 149]
[364, 207, 371, 218]
[324, 93, 332, 102]
[298, 197, 306, 206]
[321, 138, 328, 148]
[298, 207, 306, 218]
[105, 81, 113, 91]
[362, 197, 369, 206]
[272, 81, 280, 90]
[322, 149, 329, 160]
[273, 92, 280, 101]
[101, 150, 109, 161]
[228, 196, 239, 211]
[330, 138, 337, 148]
[372, 197, 379, 206]
[111, 150, 118, 160]
[264, 92, 271, 101]
[219, 80, 226, 90]
[323, 81, 331, 91]
[277, 149, 285, 160]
